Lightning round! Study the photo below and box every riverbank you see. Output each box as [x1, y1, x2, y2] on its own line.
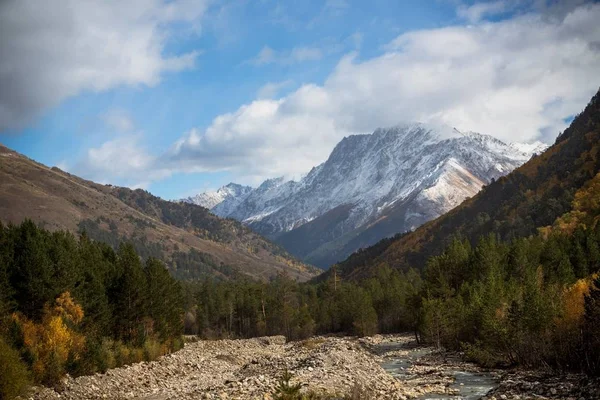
[30, 334, 600, 400]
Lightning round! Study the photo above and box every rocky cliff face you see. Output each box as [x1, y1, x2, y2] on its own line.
[183, 123, 546, 268]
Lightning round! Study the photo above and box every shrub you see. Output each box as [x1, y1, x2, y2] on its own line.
[0, 336, 31, 400]
[114, 341, 130, 367]
[273, 369, 303, 400]
[143, 339, 162, 361]
[463, 342, 504, 368]
[99, 339, 117, 371]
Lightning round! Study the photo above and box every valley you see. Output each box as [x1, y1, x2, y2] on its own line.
[2, 2, 600, 398]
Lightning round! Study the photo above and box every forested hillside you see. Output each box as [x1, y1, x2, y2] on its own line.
[107, 186, 293, 259]
[333, 88, 600, 280]
[0, 220, 183, 397]
[0, 145, 317, 281]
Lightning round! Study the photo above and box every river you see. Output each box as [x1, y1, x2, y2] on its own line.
[375, 339, 497, 399]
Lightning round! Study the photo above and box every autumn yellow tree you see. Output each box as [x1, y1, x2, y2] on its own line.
[13, 292, 85, 384]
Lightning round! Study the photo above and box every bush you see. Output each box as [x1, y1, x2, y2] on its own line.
[273, 369, 303, 400]
[0, 336, 31, 400]
[143, 339, 162, 361]
[463, 342, 504, 368]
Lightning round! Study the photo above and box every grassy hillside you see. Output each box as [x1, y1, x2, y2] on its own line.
[0, 145, 318, 281]
[334, 88, 600, 280]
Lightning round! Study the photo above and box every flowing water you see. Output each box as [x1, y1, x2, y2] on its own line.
[377, 342, 497, 400]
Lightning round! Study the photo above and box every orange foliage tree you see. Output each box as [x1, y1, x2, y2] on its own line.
[13, 292, 85, 384]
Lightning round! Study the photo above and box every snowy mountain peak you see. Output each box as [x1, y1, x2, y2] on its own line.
[181, 182, 252, 210]
[509, 141, 549, 155]
[182, 123, 550, 268]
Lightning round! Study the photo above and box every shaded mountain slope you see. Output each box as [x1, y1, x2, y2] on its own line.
[333, 88, 600, 280]
[0, 145, 318, 281]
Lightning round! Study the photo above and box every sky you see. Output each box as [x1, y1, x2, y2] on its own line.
[1, 0, 599, 200]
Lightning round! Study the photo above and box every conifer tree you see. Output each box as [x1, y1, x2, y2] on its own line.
[10, 220, 55, 320]
[113, 243, 148, 343]
[145, 257, 183, 340]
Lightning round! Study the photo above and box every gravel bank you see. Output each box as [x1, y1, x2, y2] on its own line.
[31, 336, 409, 399]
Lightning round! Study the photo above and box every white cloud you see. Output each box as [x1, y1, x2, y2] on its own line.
[0, 0, 208, 131]
[74, 134, 174, 188]
[163, 3, 600, 183]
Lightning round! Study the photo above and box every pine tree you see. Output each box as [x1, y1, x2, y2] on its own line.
[112, 243, 148, 343]
[75, 233, 111, 336]
[145, 258, 183, 340]
[9, 220, 55, 320]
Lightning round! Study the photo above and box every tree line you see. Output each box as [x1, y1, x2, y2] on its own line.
[0, 220, 184, 397]
[182, 264, 421, 341]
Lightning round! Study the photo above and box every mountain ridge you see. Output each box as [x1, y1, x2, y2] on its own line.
[183, 122, 547, 268]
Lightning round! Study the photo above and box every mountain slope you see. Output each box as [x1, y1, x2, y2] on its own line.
[333, 88, 600, 280]
[192, 124, 545, 268]
[0, 145, 318, 281]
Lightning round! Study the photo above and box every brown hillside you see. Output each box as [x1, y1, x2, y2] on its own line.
[0, 145, 318, 281]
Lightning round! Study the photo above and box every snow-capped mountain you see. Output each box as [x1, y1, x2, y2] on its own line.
[181, 183, 252, 210]
[185, 123, 548, 268]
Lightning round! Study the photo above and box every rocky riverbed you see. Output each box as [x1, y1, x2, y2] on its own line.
[30, 334, 600, 400]
[31, 335, 408, 399]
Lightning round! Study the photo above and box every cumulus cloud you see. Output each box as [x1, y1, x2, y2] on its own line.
[0, 0, 208, 131]
[163, 3, 600, 182]
[74, 134, 172, 188]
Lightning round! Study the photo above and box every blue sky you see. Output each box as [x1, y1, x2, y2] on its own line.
[1, 0, 600, 199]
